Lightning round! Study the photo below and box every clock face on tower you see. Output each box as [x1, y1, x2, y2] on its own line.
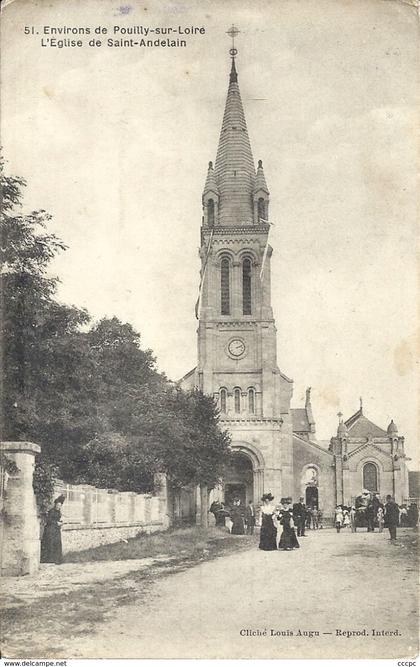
[227, 338, 246, 358]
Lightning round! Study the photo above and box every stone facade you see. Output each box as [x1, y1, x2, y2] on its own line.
[330, 407, 410, 506]
[180, 54, 410, 518]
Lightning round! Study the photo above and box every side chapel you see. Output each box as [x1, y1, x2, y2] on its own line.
[180, 41, 410, 518]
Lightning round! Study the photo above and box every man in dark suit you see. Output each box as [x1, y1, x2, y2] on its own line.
[293, 497, 307, 537]
[245, 500, 256, 535]
[385, 495, 400, 542]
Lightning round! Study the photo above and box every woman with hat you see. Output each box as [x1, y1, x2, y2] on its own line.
[230, 497, 246, 535]
[40, 494, 65, 564]
[278, 500, 300, 551]
[259, 492, 277, 550]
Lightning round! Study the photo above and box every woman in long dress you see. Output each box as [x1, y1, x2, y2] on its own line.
[230, 499, 245, 535]
[259, 493, 277, 550]
[278, 506, 300, 551]
[40, 495, 65, 564]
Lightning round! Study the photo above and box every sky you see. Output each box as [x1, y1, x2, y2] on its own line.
[2, 0, 418, 465]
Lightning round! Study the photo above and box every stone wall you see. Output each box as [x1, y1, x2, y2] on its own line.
[1, 439, 198, 574]
[54, 475, 170, 554]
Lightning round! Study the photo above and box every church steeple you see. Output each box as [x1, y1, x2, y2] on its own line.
[213, 49, 256, 226]
[188, 28, 295, 507]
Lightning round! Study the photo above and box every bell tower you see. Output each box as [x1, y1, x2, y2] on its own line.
[192, 31, 294, 502]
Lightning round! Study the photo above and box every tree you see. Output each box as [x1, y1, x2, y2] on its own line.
[1, 157, 90, 447]
[1, 158, 231, 499]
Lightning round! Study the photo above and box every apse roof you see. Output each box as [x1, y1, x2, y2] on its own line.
[344, 408, 388, 438]
[292, 408, 310, 432]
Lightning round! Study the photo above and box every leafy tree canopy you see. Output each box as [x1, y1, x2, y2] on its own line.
[1, 157, 231, 500]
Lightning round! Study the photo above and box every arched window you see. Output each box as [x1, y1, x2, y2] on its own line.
[207, 199, 214, 227]
[363, 462, 378, 493]
[234, 388, 241, 414]
[220, 388, 227, 414]
[248, 388, 255, 414]
[221, 257, 230, 315]
[242, 258, 252, 315]
[258, 198, 266, 220]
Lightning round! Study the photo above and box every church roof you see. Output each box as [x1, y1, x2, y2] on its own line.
[214, 58, 256, 226]
[344, 408, 388, 438]
[293, 434, 334, 457]
[177, 367, 196, 390]
[292, 408, 310, 432]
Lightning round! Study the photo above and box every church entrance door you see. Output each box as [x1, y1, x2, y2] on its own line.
[223, 452, 253, 507]
[306, 486, 318, 509]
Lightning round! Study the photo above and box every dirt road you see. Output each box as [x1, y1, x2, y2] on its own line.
[3, 528, 418, 659]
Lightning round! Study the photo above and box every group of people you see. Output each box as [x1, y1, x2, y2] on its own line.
[303, 505, 323, 531]
[399, 503, 419, 527]
[209, 499, 256, 535]
[210, 495, 317, 550]
[333, 492, 418, 543]
[259, 493, 309, 551]
[334, 505, 354, 532]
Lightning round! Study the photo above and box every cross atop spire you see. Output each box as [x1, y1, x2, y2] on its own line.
[212, 27, 256, 226]
[227, 25, 240, 83]
[227, 24, 240, 54]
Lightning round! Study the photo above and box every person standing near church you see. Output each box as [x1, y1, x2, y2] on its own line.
[377, 505, 385, 533]
[278, 504, 300, 551]
[311, 506, 319, 530]
[385, 495, 400, 543]
[245, 500, 256, 535]
[293, 497, 307, 537]
[230, 498, 245, 535]
[335, 505, 344, 533]
[259, 493, 277, 550]
[350, 506, 357, 533]
[41, 494, 65, 564]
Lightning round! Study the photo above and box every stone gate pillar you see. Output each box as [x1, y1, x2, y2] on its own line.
[0, 441, 41, 576]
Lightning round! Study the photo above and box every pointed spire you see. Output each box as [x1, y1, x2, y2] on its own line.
[214, 55, 256, 226]
[203, 161, 219, 197]
[254, 159, 269, 195]
[230, 58, 238, 84]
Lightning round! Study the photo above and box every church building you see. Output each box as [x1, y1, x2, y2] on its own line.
[180, 45, 410, 519]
